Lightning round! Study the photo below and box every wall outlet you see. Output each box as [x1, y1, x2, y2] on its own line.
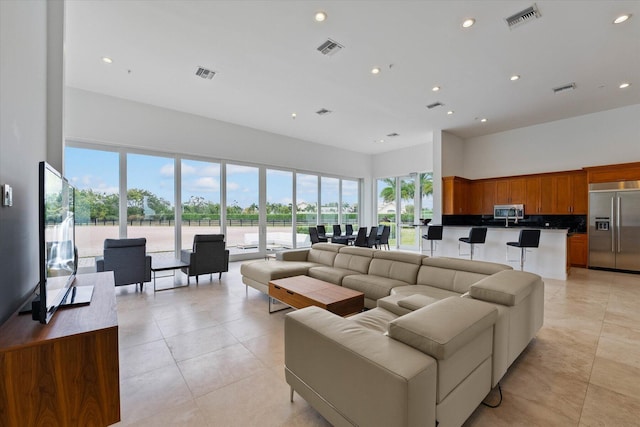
[2, 184, 13, 206]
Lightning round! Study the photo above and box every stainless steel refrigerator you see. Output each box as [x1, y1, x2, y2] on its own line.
[589, 181, 640, 272]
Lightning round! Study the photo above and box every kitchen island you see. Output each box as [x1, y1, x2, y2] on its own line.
[422, 225, 569, 280]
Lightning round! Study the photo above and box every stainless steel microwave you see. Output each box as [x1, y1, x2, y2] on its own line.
[494, 204, 524, 219]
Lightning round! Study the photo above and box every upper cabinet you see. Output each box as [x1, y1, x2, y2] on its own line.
[443, 170, 588, 216]
[442, 176, 469, 215]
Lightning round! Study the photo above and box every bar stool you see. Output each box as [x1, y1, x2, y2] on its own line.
[422, 225, 443, 257]
[506, 229, 541, 271]
[458, 227, 487, 260]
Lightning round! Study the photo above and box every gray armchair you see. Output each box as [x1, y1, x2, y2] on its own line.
[181, 234, 229, 283]
[96, 238, 152, 291]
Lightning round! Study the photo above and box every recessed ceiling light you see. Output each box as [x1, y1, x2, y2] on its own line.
[379, 139, 385, 143]
[480, 118, 488, 123]
[371, 67, 381, 75]
[462, 18, 475, 28]
[432, 86, 441, 92]
[613, 14, 631, 24]
[315, 11, 327, 22]
[510, 75, 520, 81]
[291, 113, 297, 119]
[619, 82, 631, 89]
[447, 110, 454, 115]
[101, 56, 113, 64]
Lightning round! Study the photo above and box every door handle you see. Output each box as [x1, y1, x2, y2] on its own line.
[617, 197, 621, 253]
[611, 197, 615, 253]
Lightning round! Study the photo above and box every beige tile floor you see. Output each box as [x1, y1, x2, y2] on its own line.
[111, 262, 640, 426]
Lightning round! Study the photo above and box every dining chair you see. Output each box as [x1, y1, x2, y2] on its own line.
[353, 227, 368, 247]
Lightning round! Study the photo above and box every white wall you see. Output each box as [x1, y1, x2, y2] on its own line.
[371, 141, 433, 178]
[0, 0, 61, 325]
[462, 104, 640, 179]
[65, 88, 371, 179]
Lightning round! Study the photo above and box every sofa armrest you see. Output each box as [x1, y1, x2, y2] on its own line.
[180, 249, 193, 265]
[285, 306, 436, 427]
[144, 255, 152, 282]
[469, 270, 541, 306]
[278, 248, 310, 261]
[95, 256, 105, 272]
[388, 297, 497, 360]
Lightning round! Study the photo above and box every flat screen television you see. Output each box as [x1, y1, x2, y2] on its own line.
[32, 161, 81, 323]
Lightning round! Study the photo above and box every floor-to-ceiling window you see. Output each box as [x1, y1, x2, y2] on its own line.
[65, 143, 362, 259]
[65, 147, 120, 262]
[226, 164, 259, 255]
[266, 169, 294, 251]
[296, 173, 318, 247]
[127, 153, 175, 257]
[342, 179, 359, 228]
[376, 172, 433, 250]
[321, 177, 339, 226]
[181, 159, 221, 250]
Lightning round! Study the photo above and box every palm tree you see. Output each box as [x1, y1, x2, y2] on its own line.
[420, 173, 434, 198]
[379, 178, 414, 203]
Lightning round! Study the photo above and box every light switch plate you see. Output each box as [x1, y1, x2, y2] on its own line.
[2, 184, 13, 206]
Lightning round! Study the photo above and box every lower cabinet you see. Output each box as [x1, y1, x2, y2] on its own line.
[569, 233, 588, 267]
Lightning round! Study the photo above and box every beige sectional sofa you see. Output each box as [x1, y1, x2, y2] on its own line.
[240, 243, 544, 426]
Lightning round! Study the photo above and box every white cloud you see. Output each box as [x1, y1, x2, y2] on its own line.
[160, 163, 174, 177]
[227, 182, 240, 191]
[181, 163, 197, 176]
[187, 177, 220, 192]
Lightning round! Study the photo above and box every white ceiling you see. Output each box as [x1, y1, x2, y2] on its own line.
[65, 1, 640, 155]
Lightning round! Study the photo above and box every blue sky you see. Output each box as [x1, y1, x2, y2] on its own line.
[65, 147, 359, 208]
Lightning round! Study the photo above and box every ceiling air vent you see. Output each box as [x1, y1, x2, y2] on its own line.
[195, 66, 216, 80]
[553, 83, 576, 94]
[505, 4, 541, 29]
[426, 102, 444, 109]
[386, 133, 399, 137]
[316, 108, 332, 116]
[317, 39, 344, 56]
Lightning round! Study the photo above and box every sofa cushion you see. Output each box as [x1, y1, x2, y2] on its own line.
[307, 243, 341, 266]
[368, 251, 422, 284]
[416, 258, 511, 294]
[469, 270, 539, 306]
[348, 307, 399, 334]
[397, 294, 439, 311]
[342, 274, 410, 302]
[391, 285, 461, 300]
[333, 247, 375, 273]
[388, 297, 498, 360]
[307, 266, 358, 285]
[240, 260, 319, 284]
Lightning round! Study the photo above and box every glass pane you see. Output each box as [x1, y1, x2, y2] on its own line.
[181, 159, 221, 250]
[296, 173, 317, 247]
[267, 169, 294, 252]
[420, 172, 434, 222]
[65, 147, 119, 266]
[127, 153, 175, 257]
[377, 178, 397, 246]
[320, 177, 339, 227]
[399, 175, 416, 248]
[341, 179, 359, 228]
[226, 164, 259, 254]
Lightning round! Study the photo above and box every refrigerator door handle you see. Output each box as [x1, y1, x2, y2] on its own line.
[611, 197, 615, 253]
[617, 196, 621, 253]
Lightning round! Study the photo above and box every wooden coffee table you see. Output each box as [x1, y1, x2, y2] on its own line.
[268, 275, 364, 316]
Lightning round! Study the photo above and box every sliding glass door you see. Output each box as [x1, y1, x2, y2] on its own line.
[127, 153, 175, 258]
[225, 164, 259, 255]
[181, 159, 221, 250]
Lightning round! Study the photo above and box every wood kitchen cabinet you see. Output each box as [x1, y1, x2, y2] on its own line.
[494, 178, 526, 205]
[482, 180, 496, 214]
[553, 171, 588, 214]
[442, 176, 469, 214]
[467, 180, 484, 214]
[568, 233, 588, 267]
[525, 176, 541, 214]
